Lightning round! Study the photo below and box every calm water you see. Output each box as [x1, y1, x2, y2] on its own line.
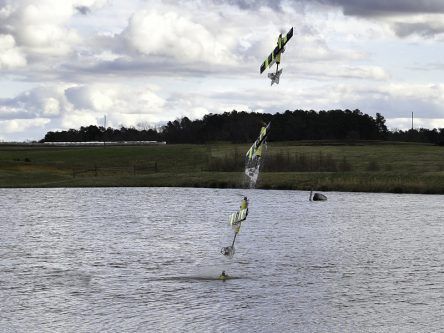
[0, 187, 443, 332]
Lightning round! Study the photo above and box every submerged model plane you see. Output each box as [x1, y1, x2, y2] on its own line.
[260, 27, 293, 85]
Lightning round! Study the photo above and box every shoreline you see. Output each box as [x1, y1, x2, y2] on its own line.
[1, 142, 443, 194]
[1, 178, 443, 194]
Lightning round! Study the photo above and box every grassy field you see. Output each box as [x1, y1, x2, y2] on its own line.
[1, 142, 444, 193]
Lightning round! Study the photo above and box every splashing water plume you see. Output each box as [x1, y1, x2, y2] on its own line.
[244, 142, 267, 188]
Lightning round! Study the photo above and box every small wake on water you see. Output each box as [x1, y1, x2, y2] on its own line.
[152, 266, 243, 282]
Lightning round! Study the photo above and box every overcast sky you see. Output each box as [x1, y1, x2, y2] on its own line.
[2, 0, 444, 141]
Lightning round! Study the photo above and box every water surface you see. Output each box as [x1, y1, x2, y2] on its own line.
[1, 188, 443, 332]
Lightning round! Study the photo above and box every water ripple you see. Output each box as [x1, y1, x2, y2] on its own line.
[0, 188, 443, 332]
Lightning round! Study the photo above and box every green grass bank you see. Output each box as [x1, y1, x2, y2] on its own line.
[1, 142, 444, 193]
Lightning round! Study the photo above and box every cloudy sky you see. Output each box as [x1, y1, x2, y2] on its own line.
[2, 0, 444, 141]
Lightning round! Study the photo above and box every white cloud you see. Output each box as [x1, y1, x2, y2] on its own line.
[1, 1, 77, 57]
[60, 110, 97, 129]
[0, 0, 107, 58]
[2, 78, 444, 141]
[291, 63, 389, 80]
[0, 83, 169, 139]
[65, 84, 165, 115]
[65, 85, 113, 111]
[42, 97, 61, 116]
[387, 117, 444, 130]
[0, 117, 49, 134]
[0, 34, 26, 68]
[1, 0, 444, 141]
[121, 9, 237, 65]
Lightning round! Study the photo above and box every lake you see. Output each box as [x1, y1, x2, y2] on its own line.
[0, 187, 443, 332]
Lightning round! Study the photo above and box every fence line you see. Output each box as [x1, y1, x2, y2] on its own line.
[72, 162, 157, 178]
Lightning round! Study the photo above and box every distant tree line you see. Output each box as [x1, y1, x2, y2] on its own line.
[41, 109, 444, 145]
[42, 125, 160, 143]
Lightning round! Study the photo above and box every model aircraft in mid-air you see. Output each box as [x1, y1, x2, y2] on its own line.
[260, 27, 293, 85]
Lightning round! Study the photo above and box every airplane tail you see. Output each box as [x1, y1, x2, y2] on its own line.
[268, 69, 283, 86]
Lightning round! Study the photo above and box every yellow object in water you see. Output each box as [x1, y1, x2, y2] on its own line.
[240, 198, 248, 210]
[218, 272, 229, 280]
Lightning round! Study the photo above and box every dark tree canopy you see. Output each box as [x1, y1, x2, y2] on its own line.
[41, 109, 444, 145]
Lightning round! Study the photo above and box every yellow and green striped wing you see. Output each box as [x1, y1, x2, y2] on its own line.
[259, 27, 293, 74]
[280, 27, 293, 47]
[245, 123, 271, 160]
[260, 49, 277, 73]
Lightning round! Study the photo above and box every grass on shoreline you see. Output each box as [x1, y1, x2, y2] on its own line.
[1, 142, 444, 193]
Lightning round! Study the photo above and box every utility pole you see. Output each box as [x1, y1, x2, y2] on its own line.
[103, 115, 107, 146]
[411, 112, 413, 131]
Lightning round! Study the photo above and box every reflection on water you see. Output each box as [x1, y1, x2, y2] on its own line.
[0, 188, 443, 332]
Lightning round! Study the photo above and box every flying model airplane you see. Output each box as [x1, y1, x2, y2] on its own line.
[260, 27, 293, 85]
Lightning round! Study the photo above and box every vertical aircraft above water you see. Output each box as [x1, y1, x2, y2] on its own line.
[260, 27, 294, 86]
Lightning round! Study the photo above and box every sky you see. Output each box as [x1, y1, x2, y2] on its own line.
[2, 0, 444, 141]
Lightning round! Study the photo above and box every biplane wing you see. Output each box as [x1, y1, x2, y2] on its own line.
[260, 27, 293, 74]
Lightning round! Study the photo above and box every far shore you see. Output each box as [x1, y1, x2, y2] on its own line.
[1, 141, 443, 194]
